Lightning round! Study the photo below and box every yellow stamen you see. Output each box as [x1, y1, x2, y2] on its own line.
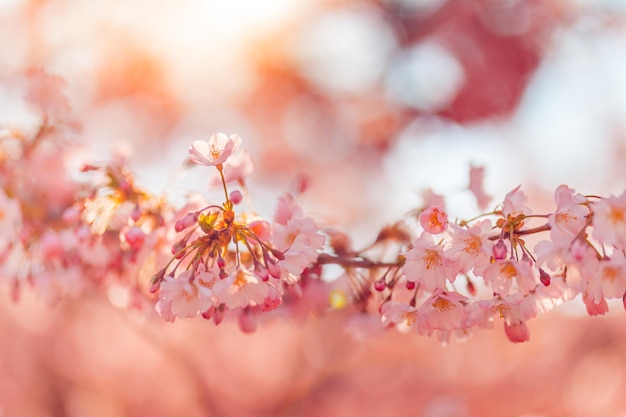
[422, 249, 442, 270]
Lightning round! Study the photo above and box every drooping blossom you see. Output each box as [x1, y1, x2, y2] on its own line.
[189, 132, 242, 167]
[582, 252, 626, 303]
[212, 268, 270, 309]
[591, 190, 626, 249]
[468, 164, 492, 210]
[156, 270, 215, 319]
[419, 206, 448, 234]
[380, 301, 417, 332]
[416, 289, 468, 334]
[403, 232, 457, 292]
[467, 292, 537, 334]
[483, 258, 536, 296]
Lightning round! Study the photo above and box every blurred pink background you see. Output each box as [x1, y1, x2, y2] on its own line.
[2, 0, 626, 415]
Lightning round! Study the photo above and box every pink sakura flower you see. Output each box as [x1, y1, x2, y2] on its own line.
[592, 190, 626, 249]
[380, 301, 417, 332]
[419, 206, 448, 234]
[583, 291, 609, 316]
[582, 252, 626, 304]
[212, 268, 270, 309]
[416, 289, 468, 334]
[467, 292, 537, 331]
[402, 232, 457, 292]
[273, 215, 325, 278]
[504, 322, 530, 343]
[501, 185, 530, 218]
[482, 258, 536, 296]
[189, 132, 242, 167]
[548, 185, 588, 237]
[209, 148, 254, 187]
[272, 193, 325, 279]
[156, 270, 215, 319]
[468, 164, 492, 210]
[446, 220, 493, 276]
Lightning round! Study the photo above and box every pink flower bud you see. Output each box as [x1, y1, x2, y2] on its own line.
[539, 268, 551, 286]
[374, 278, 386, 292]
[504, 321, 530, 343]
[238, 308, 257, 333]
[230, 190, 243, 205]
[175, 212, 198, 233]
[419, 206, 448, 234]
[130, 206, 142, 222]
[406, 281, 416, 290]
[493, 239, 507, 260]
[124, 226, 146, 250]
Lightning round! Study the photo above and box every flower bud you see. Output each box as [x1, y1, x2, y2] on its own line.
[493, 239, 507, 260]
[539, 268, 551, 286]
[230, 190, 243, 205]
[175, 211, 198, 233]
[374, 278, 386, 292]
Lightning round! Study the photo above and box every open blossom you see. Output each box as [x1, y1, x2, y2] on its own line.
[403, 232, 457, 292]
[483, 258, 536, 296]
[548, 185, 588, 237]
[419, 206, 448, 234]
[273, 215, 325, 278]
[592, 190, 626, 249]
[582, 252, 626, 304]
[502, 185, 530, 218]
[416, 289, 468, 333]
[467, 292, 537, 331]
[380, 301, 417, 332]
[446, 220, 493, 275]
[272, 193, 325, 279]
[156, 270, 216, 320]
[213, 268, 270, 309]
[189, 132, 242, 166]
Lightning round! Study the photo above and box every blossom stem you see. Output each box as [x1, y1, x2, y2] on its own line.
[316, 253, 404, 269]
[217, 164, 230, 204]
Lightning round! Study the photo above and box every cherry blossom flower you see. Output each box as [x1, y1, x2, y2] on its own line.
[583, 291, 609, 316]
[380, 301, 417, 332]
[189, 132, 242, 167]
[213, 268, 270, 309]
[272, 193, 325, 279]
[468, 164, 492, 210]
[419, 206, 448, 234]
[416, 289, 468, 333]
[548, 185, 588, 237]
[504, 321, 530, 343]
[582, 252, 626, 303]
[592, 190, 626, 249]
[502, 185, 530, 218]
[157, 270, 215, 319]
[467, 292, 537, 331]
[403, 232, 457, 292]
[446, 220, 493, 275]
[483, 258, 536, 296]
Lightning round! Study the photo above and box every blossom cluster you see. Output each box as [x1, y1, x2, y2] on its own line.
[2, 69, 626, 343]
